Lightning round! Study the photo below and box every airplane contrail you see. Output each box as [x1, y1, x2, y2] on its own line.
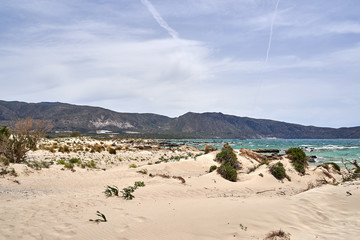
[140, 0, 179, 39]
[266, 0, 280, 62]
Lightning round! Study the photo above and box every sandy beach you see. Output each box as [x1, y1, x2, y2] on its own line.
[1, 138, 359, 240]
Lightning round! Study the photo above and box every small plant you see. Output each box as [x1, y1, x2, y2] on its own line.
[137, 169, 148, 174]
[57, 159, 66, 165]
[269, 162, 290, 181]
[239, 224, 248, 231]
[286, 148, 307, 175]
[209, 165, 217, 173]
[104, 185, 119, 197]
[259, 173, 264, 177]
[108, 147, 116, 155]
[129, 164, 137, 168]
[89, 211, 107, 223]
[264, 229, 291, 240]
[215, 143, 241, 170]
[134, 181, 145, 188]
[69, 158, 81, 164]
[217, 164, 237, 182]
[204, 145, 216, 154]
[121, 186, 136, 200]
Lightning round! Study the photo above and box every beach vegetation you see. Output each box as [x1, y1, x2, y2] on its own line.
[0, 156, 10, 166]
[342, 159, 360, 181]
[0, 167, 17, 177]
[209, 165, 217, 172]
[137, 169, 148, 174]
[217, 164, 237, 182]
[120, 181, 146, 200]
[215, 144, 241, 170]
[108, 147, 116, 155]
[104, 185, 119, 197]
[259, 173, 264, 177]
[0, 118, 52, 163]
[129, 164, 137, 168]
[264, 229, 291, 240]
[89, 211, 107, 223]
[286, 148, 307, 175]
[204, 145, 216, 154]
[270, 162, 290, 181]
[324, 162, 341, 172]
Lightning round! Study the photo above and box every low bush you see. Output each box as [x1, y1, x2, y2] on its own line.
[108, 147, 116, 155]
[209, 165, 217, 172]
[104, 185, 119, 197]
[270, 162, 288, 181]
[217, 164, 237, 182]
[204, 145, 216, 154]
[215, 144, 240, 170]
[286, 148, 307, 175]
[129, 164, 137, 168]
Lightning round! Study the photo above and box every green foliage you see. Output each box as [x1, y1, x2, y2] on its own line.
[325, 162, 341, 172]
[121, 181, 146, 200]
[0, 156, 10, 166]
[89, 211, 107, 223]
[57, 159, 66, 165]
[26, 160, 51, 170]
[0, 167, 17, 177]
[259, 173, 264, 177]
[209, 165, 217, 172]
[69, 158, 81, 164]
[269, 162, 290, 181]
[129, 164, 137, 168]
[286, 148, 307, 175]
[104, 185, 119, 197]
[137, 169, 148, 174]
[217, 164, 237, 182]
[134, 181, 145, 188]
[215, 144, 240, 170]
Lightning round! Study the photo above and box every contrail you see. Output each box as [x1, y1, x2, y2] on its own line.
[140, 0, 179, 39]
[266, 0, 280, 62]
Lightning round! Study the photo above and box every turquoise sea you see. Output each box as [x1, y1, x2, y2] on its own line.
[164, 139, 360, 165]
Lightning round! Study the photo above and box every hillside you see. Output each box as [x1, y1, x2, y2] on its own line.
[0, 100, 359, 139]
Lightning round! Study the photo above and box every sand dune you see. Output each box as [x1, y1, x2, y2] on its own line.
[0, 139, 359, 240]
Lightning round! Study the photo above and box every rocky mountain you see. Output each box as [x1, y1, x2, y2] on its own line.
[1, 100, 359, 139]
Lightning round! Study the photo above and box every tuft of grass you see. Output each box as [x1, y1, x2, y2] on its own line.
[89, 211, 107, 223]
[108, 147, 116, 155]
[104, 185, 119, 197]
[259, 173, 264, 177]
[129, 164, 137, 168]
[137, 169, 148, 175]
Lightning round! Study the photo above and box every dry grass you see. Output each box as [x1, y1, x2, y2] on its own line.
[264, 230, 291, 240]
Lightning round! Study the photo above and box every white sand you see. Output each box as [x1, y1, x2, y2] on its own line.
[1, 140, 359, 240]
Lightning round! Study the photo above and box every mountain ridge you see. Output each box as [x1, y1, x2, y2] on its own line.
[0, 100, 359, 139]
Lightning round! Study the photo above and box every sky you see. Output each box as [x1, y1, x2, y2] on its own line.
[1, 0, 360, 128]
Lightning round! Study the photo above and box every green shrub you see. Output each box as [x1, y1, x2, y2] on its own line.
[270, 162, 286, 180]
[217, 164, 237, 182]
[134, 181, 145, 188]
[216, 144, 240, 170]
[137, 169, 148, 174]
[286, 148, 307, 175]
[69, 158, 81, 164]
[57, 159, 66, 165]
[325, 162, 341, 172]
[209, 165, 217, 172]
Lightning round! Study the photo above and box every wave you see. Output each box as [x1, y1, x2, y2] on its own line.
[303, 145, 359, 152]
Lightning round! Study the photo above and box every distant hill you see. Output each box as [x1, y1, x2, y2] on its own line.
[0, 100, 359, 139]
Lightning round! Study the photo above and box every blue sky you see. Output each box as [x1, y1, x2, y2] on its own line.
[1, 0, 359, 127]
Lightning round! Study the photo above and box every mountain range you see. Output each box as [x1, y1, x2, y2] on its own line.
[1, 100, 359, 139]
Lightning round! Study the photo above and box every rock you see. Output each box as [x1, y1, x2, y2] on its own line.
[253, 149, 280, 153]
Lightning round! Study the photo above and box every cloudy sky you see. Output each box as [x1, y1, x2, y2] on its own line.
[1, 0, 359, 127]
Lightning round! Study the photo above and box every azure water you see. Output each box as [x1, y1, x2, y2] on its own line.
[163, 139, 360, 165]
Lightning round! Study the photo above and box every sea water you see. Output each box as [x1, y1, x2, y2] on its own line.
[163, 139, 360, 165]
